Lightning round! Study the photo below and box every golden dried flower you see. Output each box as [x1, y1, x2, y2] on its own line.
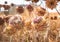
[24, 20, 32, 30]
[46, 0, 57, 9]
[35, 21, 47, 31]
[38, 7, 46, 16]
[33, 16, 47, 31]
[3, 25, 16, 36]
[9, 15, 23, 30]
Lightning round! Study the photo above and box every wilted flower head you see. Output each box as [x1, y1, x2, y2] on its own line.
[37, 7, 46, 16]
[17, 6, 24, 14]
[9, 14, 22, 26]
[46, 0, 57, 9]
[27, 5, 34, 12]
[3, 5, 10, 10]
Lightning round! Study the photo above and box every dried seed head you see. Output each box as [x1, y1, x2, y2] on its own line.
[27, 5, 33, 12]
[46, 0, 57, 9]
[17, 6, 24, 14]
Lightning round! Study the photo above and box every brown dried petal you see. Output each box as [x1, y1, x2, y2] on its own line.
[4, 16, 11, 23]
[54, 16, 57, 20]
[3, 5, 10, 10]
[27, 5, 33, 12]
[11, 3, 14, 6]
[0, 17, 4, 25]
[17, 6, 24, 14]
